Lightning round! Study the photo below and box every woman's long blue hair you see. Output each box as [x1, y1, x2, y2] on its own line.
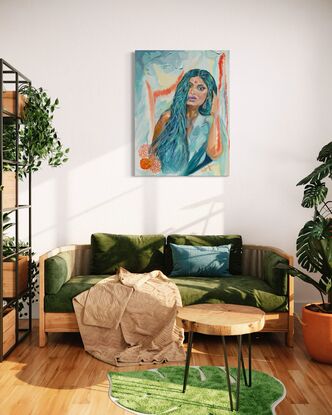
[152, 69, 217, 174]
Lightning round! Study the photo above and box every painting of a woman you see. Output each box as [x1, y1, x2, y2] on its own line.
[151, 69, 221, 175]
[135, 50, 229, 176]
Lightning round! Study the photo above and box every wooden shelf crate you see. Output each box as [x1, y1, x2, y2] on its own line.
[2, 91, 25, 117]
[2, 171, 16, 209]
[3, 256, 28, 297]
[2, 308, 15, 355]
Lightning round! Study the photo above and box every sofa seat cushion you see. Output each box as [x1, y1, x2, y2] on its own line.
[169, 275, 288, 312]
[44, 275, 108, 313]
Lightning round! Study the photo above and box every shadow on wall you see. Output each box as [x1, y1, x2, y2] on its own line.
[162, 195, 225, 235]
[31, 51, 225, 249]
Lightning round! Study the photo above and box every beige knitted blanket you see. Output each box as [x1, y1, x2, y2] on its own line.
[73, 268, 185, 366]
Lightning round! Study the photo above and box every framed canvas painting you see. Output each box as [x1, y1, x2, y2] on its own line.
[135, 50, 229, 177]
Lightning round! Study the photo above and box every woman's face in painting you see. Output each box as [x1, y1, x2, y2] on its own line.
[186, 76, 208, 107]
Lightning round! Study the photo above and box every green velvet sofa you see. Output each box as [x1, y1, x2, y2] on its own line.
[39, 234, 294, 347]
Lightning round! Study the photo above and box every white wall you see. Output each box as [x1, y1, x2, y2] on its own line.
[1, 0, 332, 305]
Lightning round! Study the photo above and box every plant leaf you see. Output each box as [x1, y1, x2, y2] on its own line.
[296, 217, 332, 272]
[301, 181, 328, 208]
[297, 159, 332, 186]
[276, 263, 325, 294]
[317, 141, 332, 162]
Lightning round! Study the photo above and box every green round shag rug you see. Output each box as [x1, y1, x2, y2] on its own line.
[108, 366, 285, 415]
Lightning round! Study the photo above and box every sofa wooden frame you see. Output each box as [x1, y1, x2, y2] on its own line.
[39, 244, 294, 348]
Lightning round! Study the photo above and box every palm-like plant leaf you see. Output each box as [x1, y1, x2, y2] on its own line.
[316, 239, 332, 294]
[297, 159, 332, 186]
[317, 141, 332, 162]
[277, 263, 325, 294]
[296, 216, 332, 272]
[301, 181, 327, 208]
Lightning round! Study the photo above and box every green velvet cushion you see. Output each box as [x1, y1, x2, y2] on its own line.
[169, 275, 288, 312]
[44, 275, 108, 312]
[166, 234, 242, 275]
[45, 252, 73, 295]
[263, 251, 288, 296]
[91, 233, 166, 275]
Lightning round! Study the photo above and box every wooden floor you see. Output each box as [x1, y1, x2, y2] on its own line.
[0, 320, 331, 415]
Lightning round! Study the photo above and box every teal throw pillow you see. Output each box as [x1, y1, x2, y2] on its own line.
[170, 243, 231, 277]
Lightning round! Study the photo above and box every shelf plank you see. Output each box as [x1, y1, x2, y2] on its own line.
[1, 205, 31, 213]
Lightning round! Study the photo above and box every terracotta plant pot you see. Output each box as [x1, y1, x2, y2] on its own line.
[2, 256, 29, 298]
[302, 304, 332, 364]
[2, 91, 25, 117]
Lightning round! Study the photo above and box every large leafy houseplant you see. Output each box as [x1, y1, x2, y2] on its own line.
[280, 142, 332, 313]
[278, 142, 332, 363]
[3, 85, 69, 177]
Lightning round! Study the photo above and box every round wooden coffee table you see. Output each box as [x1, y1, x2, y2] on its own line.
[177, 304, 265, 412]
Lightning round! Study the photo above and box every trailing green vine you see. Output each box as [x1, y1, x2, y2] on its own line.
[3, 85, 69, 177]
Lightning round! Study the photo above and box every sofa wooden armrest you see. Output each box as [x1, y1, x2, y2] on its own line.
[39, 245, 90, 347]
[242, 245, 294, 347]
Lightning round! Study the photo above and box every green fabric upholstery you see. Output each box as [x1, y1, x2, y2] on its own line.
[91, 233, 166, 275]
[263, 251, 288, 296]
[45, 252, 72, 295]
[169, 275, 288, 312]
[45, 274, 288, 313]
[166, 235, 242, 275]
[45, 275, 107, 312]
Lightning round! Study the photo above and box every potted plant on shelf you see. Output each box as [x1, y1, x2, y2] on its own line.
[2, 85, 69, 207]
[3, 85, 69, 179]
[278, 141, 332, 364]
[3, 235, 29, 298]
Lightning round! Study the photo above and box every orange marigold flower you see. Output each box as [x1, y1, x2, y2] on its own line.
[140, 158, 152, 170]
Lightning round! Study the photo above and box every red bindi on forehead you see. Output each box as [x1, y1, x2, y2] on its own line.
[190, 76, 206, 87]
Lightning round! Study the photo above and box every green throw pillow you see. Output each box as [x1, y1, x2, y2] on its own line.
[91, 233, 166, 274]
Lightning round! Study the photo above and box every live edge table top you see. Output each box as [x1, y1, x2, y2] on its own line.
[176, 304, 265, 336]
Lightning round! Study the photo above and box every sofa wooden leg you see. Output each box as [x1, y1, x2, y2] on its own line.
[285, 329, 294, 347]
[39, 327, 47, 347]
[285, 310, 295, 347]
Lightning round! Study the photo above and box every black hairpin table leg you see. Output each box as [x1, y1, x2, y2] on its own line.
[222, 334, 253, 412]
[222, 335, 234, 411]
[183, 330, 194, 393]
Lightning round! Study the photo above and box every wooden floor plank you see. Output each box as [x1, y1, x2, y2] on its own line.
[0, 320, 331, 415]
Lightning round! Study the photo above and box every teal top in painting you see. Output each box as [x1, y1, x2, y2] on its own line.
[184, 114, 214, 175]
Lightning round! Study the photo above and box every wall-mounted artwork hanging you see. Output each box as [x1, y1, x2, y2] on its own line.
[135, 50, 229, 176]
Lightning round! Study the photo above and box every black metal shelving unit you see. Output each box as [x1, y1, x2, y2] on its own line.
[0, 59, 32, 361]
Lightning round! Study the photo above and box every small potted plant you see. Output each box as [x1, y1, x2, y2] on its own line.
[2, 235, 29, 298]
[278, 142, 332, 363]
[2, 213, 39, 311]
